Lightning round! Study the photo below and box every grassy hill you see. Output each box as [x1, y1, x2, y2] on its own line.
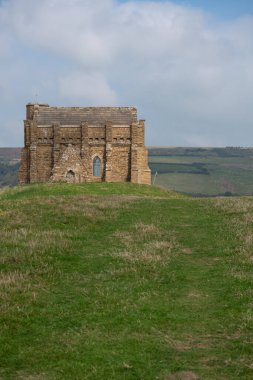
[0, 183, 252, 379]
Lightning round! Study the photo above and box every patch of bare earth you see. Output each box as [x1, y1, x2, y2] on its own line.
[162, 371, 198, 380]
[181, 247, 192, 254]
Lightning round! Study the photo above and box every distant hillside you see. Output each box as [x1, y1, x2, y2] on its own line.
[2, 147, 253, 196]
[0, 147, 21, 161]
[0, 147, 21, 187]
[0, 183, 252, 379]
[149, 147, 253, 196]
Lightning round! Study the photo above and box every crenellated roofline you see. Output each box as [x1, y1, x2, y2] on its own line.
[26, 104, 138, 126]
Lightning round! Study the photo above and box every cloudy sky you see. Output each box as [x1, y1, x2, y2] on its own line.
[0, 0, 253, 147]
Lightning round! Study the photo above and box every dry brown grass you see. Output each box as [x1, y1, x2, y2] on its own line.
[113, 230, 133, 243]
[0, 270, 28, 288]
[112, 221, 179, 265]
[116, 249, 165, 263]
[162, 371, 198, 380]
[214, 197, 253, 214]
[181, 247, 193, 254]
[187, 290, 204, 300]
[134, 222, 161, 234]
[17, 373, 49, 380]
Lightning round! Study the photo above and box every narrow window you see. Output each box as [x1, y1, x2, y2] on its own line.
[93, 157, 101, 177]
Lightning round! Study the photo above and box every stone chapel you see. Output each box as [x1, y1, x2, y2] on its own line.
[19, 103, 151, 184]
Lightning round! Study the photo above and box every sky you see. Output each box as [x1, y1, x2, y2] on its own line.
[0, 0, 253, 147]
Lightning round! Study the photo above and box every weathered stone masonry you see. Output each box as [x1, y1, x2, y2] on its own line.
[19, 104, 151, 184]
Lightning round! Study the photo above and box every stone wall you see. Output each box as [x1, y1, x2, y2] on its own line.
[19, 104, 151, 185]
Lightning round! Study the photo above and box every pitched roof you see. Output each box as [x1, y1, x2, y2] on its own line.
[31, 105, 138, 125]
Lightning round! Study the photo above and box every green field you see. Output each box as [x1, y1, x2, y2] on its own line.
[0, 183, 253, 379]
[149, 147, 253, 196]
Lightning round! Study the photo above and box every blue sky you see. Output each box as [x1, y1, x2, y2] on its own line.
[173, 0, 253, 19]
[120, 0, 253, 19]
[0, 0, 253, 147]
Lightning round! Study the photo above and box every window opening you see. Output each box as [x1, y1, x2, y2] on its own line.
[93, 157, 101, 177]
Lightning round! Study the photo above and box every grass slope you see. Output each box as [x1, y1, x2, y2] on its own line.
[0, 183, 253, 379]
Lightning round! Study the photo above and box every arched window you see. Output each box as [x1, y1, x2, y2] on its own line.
[93, 157, 101, 177]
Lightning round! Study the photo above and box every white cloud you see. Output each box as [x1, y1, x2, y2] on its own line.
[0, 0, 253, 146]
[58, 72, 117, 105]
[6, 0, 114, 66]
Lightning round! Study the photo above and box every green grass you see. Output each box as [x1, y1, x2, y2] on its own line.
[0, 182, 182, 200]
[0, 183, 253, 379]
